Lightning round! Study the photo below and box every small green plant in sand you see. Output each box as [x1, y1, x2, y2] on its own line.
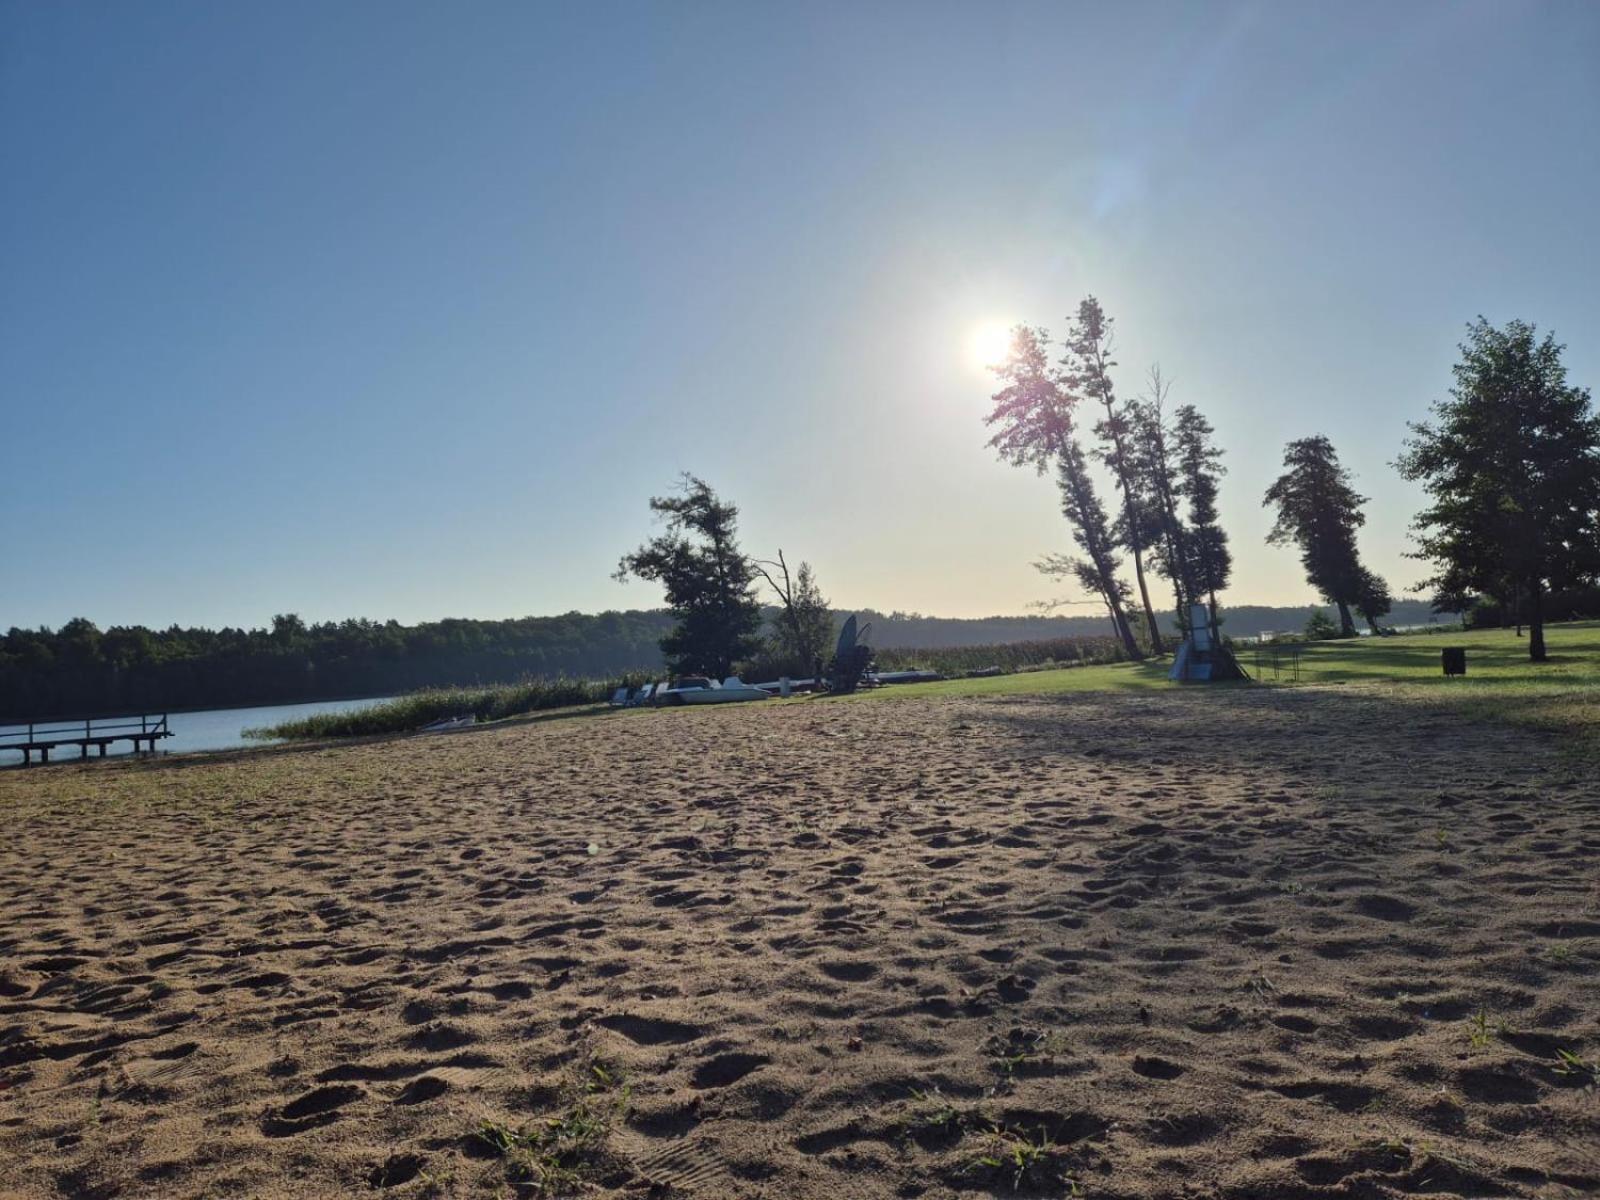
[903, 1086, 966, 1138]
[1545, 941, 1579, 967]
[1347, 1131, 1415, 1165]
[973, 1124, 1079, 1193]
[473, 1054, 630, 1193]
[1553, 1049, 1598, 1087]
[1465, 1008, 1492, 1050]
[1412, 1139, 1480, 1173]
[985, 1029, 1070, 1079]
[585, 1052, 625, 1092]
[992, 1050, 1030, 1078]
[1243, 966, 1277, 1002]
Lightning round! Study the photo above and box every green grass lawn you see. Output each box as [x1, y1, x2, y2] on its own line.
[858, 620, 1600, 747]
[1252, 619, 1600, 687]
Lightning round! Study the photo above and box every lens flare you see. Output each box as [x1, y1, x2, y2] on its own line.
[967, 320, 1014, 373]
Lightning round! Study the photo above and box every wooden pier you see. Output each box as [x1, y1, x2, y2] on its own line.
[2, 714, 172, 765]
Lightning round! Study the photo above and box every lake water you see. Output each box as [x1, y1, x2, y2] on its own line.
[1, 695, 397, 765]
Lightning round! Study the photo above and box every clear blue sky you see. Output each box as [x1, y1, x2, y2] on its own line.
[4, 1, 1597, 630]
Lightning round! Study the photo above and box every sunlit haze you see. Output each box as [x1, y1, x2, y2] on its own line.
[4, 2, 1597, 629]
[966, 321, 1017, 377]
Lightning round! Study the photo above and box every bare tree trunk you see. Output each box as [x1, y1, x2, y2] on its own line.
[1089, 349, 1165, 655]
[1113, 604, 1140, 660]
[1087, 535, 1142, 662]
[1528, 580, 1547, 661]
[1098, 594, 1139, 660]
[754, 551, 802, 656]
[1056, 434, 1144, 663]
[1129, 547, 1162, 648]
[1335, 599, 1356, 637]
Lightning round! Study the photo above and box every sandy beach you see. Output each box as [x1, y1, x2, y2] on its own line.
[2, 688, 1597, 1199]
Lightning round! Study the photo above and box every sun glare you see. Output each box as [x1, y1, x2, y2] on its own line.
[967, 320, 1014, 373]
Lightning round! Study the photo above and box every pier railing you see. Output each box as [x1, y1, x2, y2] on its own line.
[1, 714, 172, 765]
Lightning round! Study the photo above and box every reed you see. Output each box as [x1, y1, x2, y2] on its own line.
[244, 676, 627, 740]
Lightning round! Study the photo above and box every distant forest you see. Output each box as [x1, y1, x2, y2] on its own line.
[2, 600, 1446, 719]
[863, 602, 1447, 648]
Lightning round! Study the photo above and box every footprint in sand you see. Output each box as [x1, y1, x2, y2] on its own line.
[1350, 894, 1417, 922]
[1142, 1110, 1223, 1146]
[367, 1153, 424, 1188]
[407, 1022, 476, 1051]
[691, 1052, 769, 1089]
[261, 1084, 364, 1136]
[633, 1138, 733, 1190]
[394, 1074, 451, 1105]
[818, 960, 878, 983]
[1132, 1055, 1187, 1080]
[596, 1013, 705, 1045]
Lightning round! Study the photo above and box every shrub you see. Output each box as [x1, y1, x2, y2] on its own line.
[244, 675, 639, 741]
[1303, 610, 1341, 641]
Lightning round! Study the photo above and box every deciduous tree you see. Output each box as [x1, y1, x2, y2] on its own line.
[1396, 318, 1600, 661]
[1354, 566, 1392, 634]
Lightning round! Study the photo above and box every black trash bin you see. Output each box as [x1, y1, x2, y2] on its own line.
[1442, 647, 1466, 676]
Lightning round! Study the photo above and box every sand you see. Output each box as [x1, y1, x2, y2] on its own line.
[1, 687, 1597, 1199]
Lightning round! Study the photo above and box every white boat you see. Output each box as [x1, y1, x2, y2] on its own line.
[418, 715, 475, 732]
[749, 677, 820, 694]
[656, 676, 771, 705]
[869, 669, 945, 685]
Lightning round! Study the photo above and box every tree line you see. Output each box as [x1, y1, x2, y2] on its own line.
[4, 596, 1475, 722]
[987, 305, 1600, 663]
[0, 612, 675, 719]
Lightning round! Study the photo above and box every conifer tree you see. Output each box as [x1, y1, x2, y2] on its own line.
[1397, 318, 1600, 661]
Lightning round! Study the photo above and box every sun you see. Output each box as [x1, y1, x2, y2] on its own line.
[966, 320, 1014, 373]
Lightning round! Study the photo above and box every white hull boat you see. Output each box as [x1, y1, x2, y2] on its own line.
[418, 715, 475, 732]
[657, 676, 770, 705]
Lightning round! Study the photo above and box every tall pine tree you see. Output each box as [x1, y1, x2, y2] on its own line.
[1174, 405, 1232, 626]
[1061, 298, 1166, 654]
[1129, 368, 1198, 630]
[615, 475, 764, 677]
[1264, 436, 1382, 637]
[985, 325, 1143, 660]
